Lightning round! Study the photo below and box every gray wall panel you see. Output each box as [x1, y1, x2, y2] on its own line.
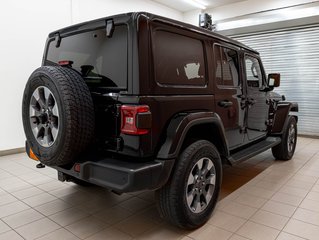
[232, 26, 319, 136]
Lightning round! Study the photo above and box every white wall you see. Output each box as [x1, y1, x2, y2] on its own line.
[183, 0, 319, 25]
[211, 0, 318, 21]
[0, 0, 72, 151]
[72, 0, 183, 23]
[0, 0, 182, 151]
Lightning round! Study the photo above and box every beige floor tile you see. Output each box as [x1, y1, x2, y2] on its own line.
[37, 180, 69, 192]
[0, 181, 32, 193]
[208, 210, 246, 232]
[236, 186, 275, 199]
[250, 210, 289, 230]
[279, 185, 309, 198]
[179, 237, 193, 240]
[59, 191, 95, 206]
[10, 186, 44, 200]
[188, 224, 232, 240]
[49, 187, 79, 198]
[229, 235, 250, 240]
[293, 208, 319, 226]
[237, 221, 280, 240]
[85, 227, 132, 240]
[136, 223, 187, 240]
[261, 200, 297, 218]
[118, 197, 152, 214]
[276, 232, 307, 240]
[299, 198, 319, 212]
[0, 171, 13, 181]
[0, 193, 17, 206]
[24, 175, 55, 185]
[0, 201, 30, 218]
[0, 188, 6, 196]
[297, 169, 319, 178]
[235, 194, 267, 208]
[136, 191, 155, 202]
[93, 205, 134, 225]
[285, 179, 314, 190]
[306, 191, 319, 202]
[0, 230, 24, 240]
[2, 208, 44, 229]
[36, 228, 80, 240]
[219, 202, 257, 219]
[292, 174, 318, 183]
[312, 184, 319, 192]
[49, 207, 90, 227]
[255, 180, 283, 191]
[77, 197, 116, 214]
[0, 220, 10, 234]
[34, 199, 72, 216]
[271, 192, 303, 206]
[114, 213, 158, 237]
[15, 218, 60, 240]
[22, 192, 57, 207]
[65, 216, 108, 239]
[284, 219, 319, 240]
[138, 206, 164, 224]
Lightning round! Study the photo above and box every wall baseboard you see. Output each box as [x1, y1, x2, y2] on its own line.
[0, 148, 25, 157]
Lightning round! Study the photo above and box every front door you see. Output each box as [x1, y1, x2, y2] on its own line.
[213, 44, 246, 149]
[244, 54, 269, 141]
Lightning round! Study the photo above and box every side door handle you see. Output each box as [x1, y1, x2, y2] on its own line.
[247, 98, 257, 106]
[218, 100, 233, 108]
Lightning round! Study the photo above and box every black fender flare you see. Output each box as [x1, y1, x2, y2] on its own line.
[157, 112, 229, 159]
[272, 102, 298, 134]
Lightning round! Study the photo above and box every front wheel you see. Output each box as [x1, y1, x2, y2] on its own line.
[272, 116, 297, 160]
[155, 140, 222, 229]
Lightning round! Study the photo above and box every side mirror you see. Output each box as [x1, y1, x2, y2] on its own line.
[268, 73, 280, 87]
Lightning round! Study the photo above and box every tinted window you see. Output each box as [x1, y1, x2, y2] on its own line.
[215, 45, 240, 88]
[153, 30, 205, 86]
[245, 55, 263, 88]
[46, 25, 128, 89]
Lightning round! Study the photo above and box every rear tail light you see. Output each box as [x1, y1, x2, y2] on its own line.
[58, 60, 73, 67]
[121, 105, 152, 135]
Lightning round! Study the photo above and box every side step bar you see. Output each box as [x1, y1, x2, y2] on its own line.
[228, 137, 281, 165]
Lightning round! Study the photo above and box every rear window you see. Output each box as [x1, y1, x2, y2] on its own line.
[153, 30, 206, 86]
[46, 25, 128, 89]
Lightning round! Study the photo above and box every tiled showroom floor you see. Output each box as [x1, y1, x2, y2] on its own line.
[0, 137, 319, 240]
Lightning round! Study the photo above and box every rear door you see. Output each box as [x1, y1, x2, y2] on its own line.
[213, 44, 246, 149]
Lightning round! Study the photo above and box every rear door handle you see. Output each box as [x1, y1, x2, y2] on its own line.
[218, 100, 233, 108]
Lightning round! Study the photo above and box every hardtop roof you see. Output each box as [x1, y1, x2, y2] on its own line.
[48, 12, 258, 54]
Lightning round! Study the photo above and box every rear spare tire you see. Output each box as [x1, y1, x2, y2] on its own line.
[22, 66, 94, 166]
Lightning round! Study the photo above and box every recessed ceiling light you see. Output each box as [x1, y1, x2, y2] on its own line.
[183, 0, 207, 9]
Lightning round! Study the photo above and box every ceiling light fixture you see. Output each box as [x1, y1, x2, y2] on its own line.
[183, 0, 207, 10]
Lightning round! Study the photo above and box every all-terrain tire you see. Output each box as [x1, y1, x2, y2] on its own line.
[22, 66, 94, 166]
[272, 116, 297, 160]
[155, 140, 222, 229]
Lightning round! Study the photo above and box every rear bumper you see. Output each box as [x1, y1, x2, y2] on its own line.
[52, 157, 174, 193]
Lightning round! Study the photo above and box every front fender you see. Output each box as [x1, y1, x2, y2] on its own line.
[272, 102, 298, 134]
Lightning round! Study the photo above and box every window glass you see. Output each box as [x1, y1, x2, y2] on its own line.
[214, 45, 240, 88]
[245, 56, 263, 88]
[153, 30, 205, 86]
[46, 25, 128, 89]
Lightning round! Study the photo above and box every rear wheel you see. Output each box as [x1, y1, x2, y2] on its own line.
[155, 140, 222, 229]
[272, 116, 297, 160]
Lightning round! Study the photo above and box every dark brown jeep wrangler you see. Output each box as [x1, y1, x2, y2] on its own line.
[22, 12, 298, 229]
